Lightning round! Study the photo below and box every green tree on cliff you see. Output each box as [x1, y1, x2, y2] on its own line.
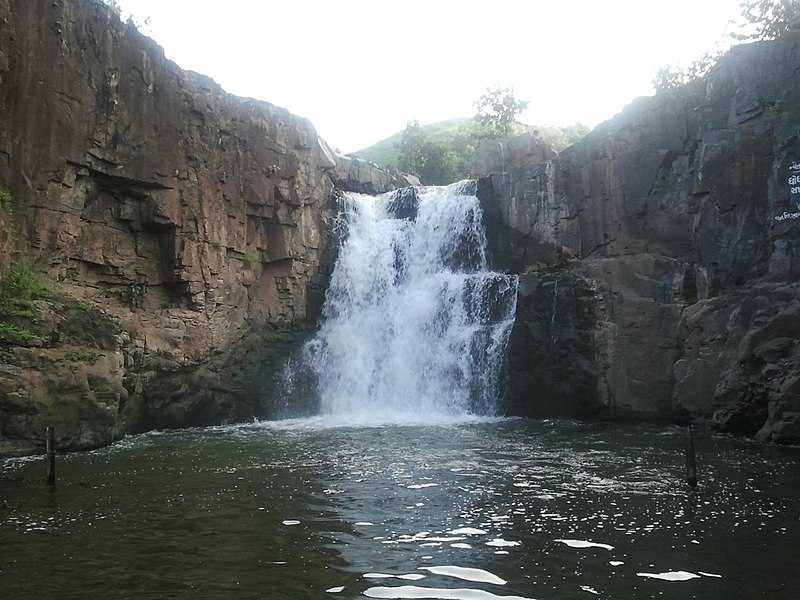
[653, 51, 724, 92]
[734, 0, 800, 40]
[653, 1, 800, 93]
[474, 86, 529, 138]
[397, 121, 460, 184]
[419, 141, 459, 186]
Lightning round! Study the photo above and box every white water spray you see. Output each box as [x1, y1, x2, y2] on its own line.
[300, 180, 517, 423]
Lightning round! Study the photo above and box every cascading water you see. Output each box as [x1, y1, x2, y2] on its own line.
[299, 180, 518, 423]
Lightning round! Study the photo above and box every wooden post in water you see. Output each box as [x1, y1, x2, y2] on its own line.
[685, 423, 697, 490]
[46, 426, 55, 486]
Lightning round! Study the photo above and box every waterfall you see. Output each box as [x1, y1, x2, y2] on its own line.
[298, 180, 518, 423]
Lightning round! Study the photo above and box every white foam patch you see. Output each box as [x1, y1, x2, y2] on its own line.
[363, 585, 536, 599]
[636, 571, 700, 581]
[326, 586, 345, 593]
[449, 528, 487, 535]
[408, 483, 440, 489]
[243, 414, 510, 432]
[450, 543, 472, 549]
[699, 571, 723, 578]
[580, 587, 599, 595]
[365, 573, 426, 581]
[555, 539, 614, 550]
[609, 561, 624, 566]
[420, 566, 506, 585]
[486, 539, 521, 547]
[282, 520, 301, 526]
[355, 522, 375, 526]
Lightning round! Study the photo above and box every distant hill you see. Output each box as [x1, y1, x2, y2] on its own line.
[354, 118, 480, 169]
[353, 118, 589, 184]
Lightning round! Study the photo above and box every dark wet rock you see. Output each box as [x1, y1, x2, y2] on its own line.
[387, 187, 420, 220]
[477, 34, 800, 442]
[504, 271, 601, 418]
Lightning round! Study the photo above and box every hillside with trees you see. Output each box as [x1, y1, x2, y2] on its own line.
[355, 117, 589, 185]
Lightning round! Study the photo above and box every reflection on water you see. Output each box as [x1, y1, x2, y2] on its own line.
[1, 419, 799, 599]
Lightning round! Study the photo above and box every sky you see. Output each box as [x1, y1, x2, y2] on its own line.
[117, 0, 743, 153]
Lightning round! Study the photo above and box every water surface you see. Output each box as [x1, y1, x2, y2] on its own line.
[2, 419, 799, 599]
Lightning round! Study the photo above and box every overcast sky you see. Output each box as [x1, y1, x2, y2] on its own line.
[117, 0, 742, 153]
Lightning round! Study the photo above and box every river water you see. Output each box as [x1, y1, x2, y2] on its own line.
[2, 419, 799, 599]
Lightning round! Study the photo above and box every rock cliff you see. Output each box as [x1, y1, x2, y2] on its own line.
[475, 34, 800, 442]
[0, 0, 401, 455]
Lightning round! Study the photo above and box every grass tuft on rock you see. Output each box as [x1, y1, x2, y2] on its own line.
[0, 265, 49, 345]
[0, 186, 12, 208]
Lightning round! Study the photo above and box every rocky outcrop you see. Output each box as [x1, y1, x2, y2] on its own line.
[0, 0, 402, 455]
[327, 147, 419, 195]
[476, 34, 800, 442]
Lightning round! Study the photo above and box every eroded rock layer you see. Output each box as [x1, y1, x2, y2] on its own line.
[475, 35, 800, 442]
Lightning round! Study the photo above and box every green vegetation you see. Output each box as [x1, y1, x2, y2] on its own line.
[0, 265, 49, 310]
[64, 350, 99, 363]
[653, 51, 726, 92]
[654, 1, 800, 93]
[357, 118, 588, 186]
[734, 0, 800, 40]
[0, 322, 39, 345]
[0, 185, 12, 208]
[0, 265, 49, 346]
[474, 85, 529, 138]
[243, 252, 259, 270]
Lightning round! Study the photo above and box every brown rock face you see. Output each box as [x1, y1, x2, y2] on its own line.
[475, 35, 800, 442]
[0, 0, 401, 454]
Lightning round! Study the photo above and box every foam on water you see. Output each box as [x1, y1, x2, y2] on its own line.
[449, 528, 487, 535]
[293, 181, 518, 423]
[362, 586, 536, 600]
[364, 573, 427, 581]
[419, 566, 507, 585]
[636, 571, 700, 581]
[555, 539, 614, 550]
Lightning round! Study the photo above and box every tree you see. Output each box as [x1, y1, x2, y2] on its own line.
[398, 121, 425, 176]
[474, 86, 529, 138]
[733, 0, 800, 40]
[419, 141, 458, 186]
[652, 51, 725, 93]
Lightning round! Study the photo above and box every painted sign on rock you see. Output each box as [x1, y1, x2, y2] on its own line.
[775, 161, 800, 222]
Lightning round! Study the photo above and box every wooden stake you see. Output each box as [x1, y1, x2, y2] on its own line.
[46, 426, 55, 486]
[686, 423, 697, 489]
